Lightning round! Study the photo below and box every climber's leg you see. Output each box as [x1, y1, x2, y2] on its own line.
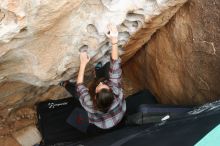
[95, 62, 110, 80]
[60, 81, 78, 98]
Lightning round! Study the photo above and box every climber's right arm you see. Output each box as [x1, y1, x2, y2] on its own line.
[106, 23, 119, 60]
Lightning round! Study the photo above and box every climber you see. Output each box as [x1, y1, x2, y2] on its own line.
[60, 23, 126, 134]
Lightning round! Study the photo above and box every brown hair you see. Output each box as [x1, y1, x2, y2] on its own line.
[88, 77, 114, 113]
[95, 88, 114, 113]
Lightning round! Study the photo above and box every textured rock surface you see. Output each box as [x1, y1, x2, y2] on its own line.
[123, 0, 220, 105]
[0, 0, 186, 86]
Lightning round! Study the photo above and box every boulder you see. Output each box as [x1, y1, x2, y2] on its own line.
[123, 0, 220, 105]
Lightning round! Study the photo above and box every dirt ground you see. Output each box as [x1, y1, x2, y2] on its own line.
[0, 107, 36, 146]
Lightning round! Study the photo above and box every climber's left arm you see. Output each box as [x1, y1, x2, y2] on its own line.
[77, 52, 90, 84]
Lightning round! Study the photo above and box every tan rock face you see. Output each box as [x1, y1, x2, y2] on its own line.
[0, 0, 187, 86]
[123, 0, 220, 105]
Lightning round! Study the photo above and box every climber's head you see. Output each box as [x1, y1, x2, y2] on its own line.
[95, 82, 114, 113]
[95, 82, 109, 93]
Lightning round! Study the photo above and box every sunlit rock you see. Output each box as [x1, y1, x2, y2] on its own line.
[0, 0, 187, 86]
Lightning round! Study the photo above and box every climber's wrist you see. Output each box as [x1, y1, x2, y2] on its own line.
[80, 62, 87, 68]
[111, 38, 118, 44]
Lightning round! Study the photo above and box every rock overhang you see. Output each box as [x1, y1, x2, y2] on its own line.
[0, 0, 187, 86]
